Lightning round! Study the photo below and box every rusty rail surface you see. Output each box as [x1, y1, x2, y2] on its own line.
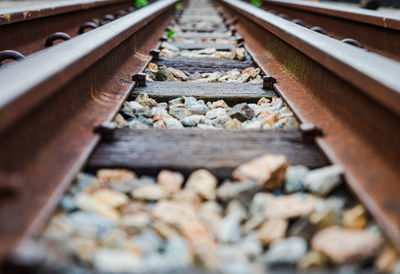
[217, 0, 400, 251]
[243, 0, 400, 61]
[0, 0, 134, 59]
[0, 0, 177, 265]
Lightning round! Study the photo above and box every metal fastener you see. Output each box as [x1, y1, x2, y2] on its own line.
[132, 72, 146, 86]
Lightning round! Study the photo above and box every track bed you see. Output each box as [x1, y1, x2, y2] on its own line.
[20, 0, 397, 273]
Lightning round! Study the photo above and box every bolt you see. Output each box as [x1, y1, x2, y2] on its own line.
[150, 49, 160, 60]
[300, 123, 323, 143]
[263, 75, 276, 89]
[159, 35, 168, 42]
[236, 35, 244, 44]
[94, 122, 117, 142]
[132, 72, 146, 86]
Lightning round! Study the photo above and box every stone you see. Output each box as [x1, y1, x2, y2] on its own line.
[168, 97, 183, 105]
[97, 169, 136, 184]
[343, 204, 368, 229]
[186, 169, 218, 200]
[257, 97, 271, 105]
[265, 237, 308, 266]
[183, 96, 198, 107]
[100, 228, 128, 247]
[249, 193, 275, 217]
[239, 233, 263, 259]
[131, 185, 167, 201]
[226, 199, 247, 221]
[298, 251, 328, 269]
[223, 118, 242, 129]
[208, 99, 230, 109]
[206, 108, 227, 119]
[235, 47, 246, 61]
[164, 236, 193, 267]
[130, 229, 163, 255]
[168, 67, 188, 80]
[60, 195, 76, 212]
[257, 219, 288, 245]
[287, 217, 317, 240]
[120, 212, 151, 229]
[303, 165, 344, 196]
[128, 119, 151, 129]
[172, 189, 202, 208]
[312, 226, 382, 264]
[188, 71, 202, 80]
[181, 222, 219, 269]
[113, 113, 127, 128]
[232, 154, 288, 189]
[243, 215, 265, 233]
[71, 237, 97, 264]
[227, 103, 255, 122]
[164, 117, 184, 129]
[152, 200, 197, 228]
[284, 165, 309, 193]
[155, 65, 171, 81]
[309, 198, 344, 228]
[169, 105, 192, 120]
[218, 214, 242, 244]
[375, 245, 399, 273]
[273, 116, 299, 129]
[265, 194, 318, 219]
[157, 170, 184, 194]
[243, 119, 264, 129]
[93, 249, 142, 272]
[92, 189, 129, 208]
[249, 193, 318, 220]
[197, 71, 222, 83]
[74, 193, 119, 221]
[181, 116, 197, 127]
[153, 220, 178, 239]
[217, 180, 259, 203]
[147, 62, 158, 72]
[135, 93, 157, 107]
[212, 116, 231, 128]
[197, 124, 217, 129]
[189, 104, 209, 115]
[153, 120, 166, 128]
[120, 201, 148, 216]
[198, 201, 222, 237]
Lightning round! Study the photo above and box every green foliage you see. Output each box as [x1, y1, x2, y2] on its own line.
[167, 29, 175, 38]
[250, 0, 262, 7]
[175, 2, 183, 10]
[135, 0, 148, 8]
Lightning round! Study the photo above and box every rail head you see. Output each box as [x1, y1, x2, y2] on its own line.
[220, 0, 400, 118]
[263, 0, 400, 30]
[0, 0, 132, 25]
[0, 0, 178, 135]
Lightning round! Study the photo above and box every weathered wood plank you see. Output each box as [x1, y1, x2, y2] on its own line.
[168, 42, 234, 51]
[131, 82, 276, 102]
[87, 129, 328, 178]
[179, 16, 222, 24]
[155, 57, 255, 73]
[179, 26, 227, 32]
[173, 32, 233, 39]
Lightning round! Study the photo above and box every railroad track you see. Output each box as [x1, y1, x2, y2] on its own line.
[252, 0, 400, 61]
[0, 0, 399, 272]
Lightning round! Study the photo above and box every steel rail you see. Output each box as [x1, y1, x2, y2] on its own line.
[217, 0, 400, 251]
[249, 0, 400, 61]
[0, 0, 177, 266]
[0, 0, 133, 57]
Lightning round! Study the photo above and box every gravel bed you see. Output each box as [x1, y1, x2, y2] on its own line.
[36, 156, 397, 273]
